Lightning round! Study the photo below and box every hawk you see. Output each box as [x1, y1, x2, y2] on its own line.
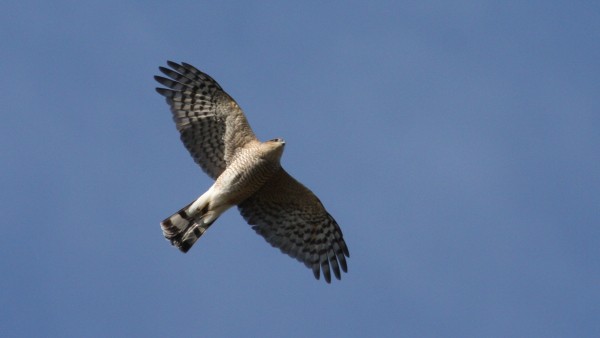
[154, 61, 349, 283]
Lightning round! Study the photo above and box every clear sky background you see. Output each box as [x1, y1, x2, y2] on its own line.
[1, 1, 599, 337]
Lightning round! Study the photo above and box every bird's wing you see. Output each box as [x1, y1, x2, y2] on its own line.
[155, 61, 257, 179]
[238, 168, 349, 283]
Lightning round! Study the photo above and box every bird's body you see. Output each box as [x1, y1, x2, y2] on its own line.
[155, 62, 349, 282]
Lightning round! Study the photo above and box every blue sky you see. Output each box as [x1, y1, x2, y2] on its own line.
[1, 1, 599, 337]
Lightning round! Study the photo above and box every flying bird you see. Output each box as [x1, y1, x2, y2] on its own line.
[154, 61, 349, 283]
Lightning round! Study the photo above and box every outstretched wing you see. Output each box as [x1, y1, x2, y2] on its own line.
[238, 169, 349, 283]
[155, 61, 257, 179]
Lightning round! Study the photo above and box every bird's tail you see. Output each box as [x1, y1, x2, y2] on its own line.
[160, 201, 215, 253]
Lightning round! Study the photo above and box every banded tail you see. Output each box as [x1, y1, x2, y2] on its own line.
[160, 201, 215, 253]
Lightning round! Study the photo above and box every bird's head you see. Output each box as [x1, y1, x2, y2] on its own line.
[268, 138, 286, 146]
[263, 138, 286, 161]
